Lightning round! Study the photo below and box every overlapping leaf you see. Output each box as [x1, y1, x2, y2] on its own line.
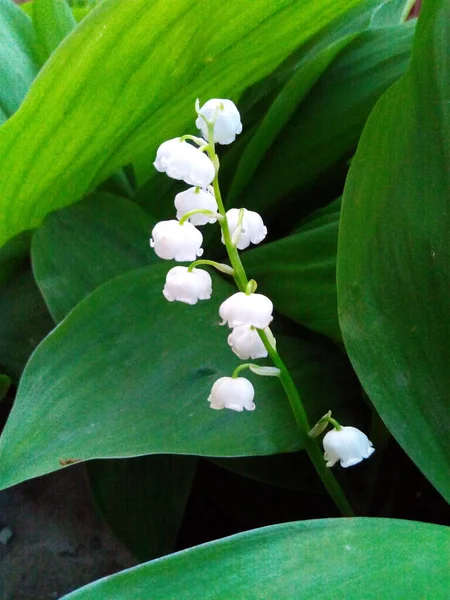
[62, 518, 450, 599]
[0, 0, 363, 248]
[338, 0, 450, 502]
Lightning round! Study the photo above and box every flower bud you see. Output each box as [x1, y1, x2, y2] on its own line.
[150, 220, 203, 262]
[208, 376, 255, 412]
[223, 208, 267, 250]
[175, 187, 218, 226]
[196, 99, 243, 145]
[227, 325, 275, 360]
[219, 292, 273, 329]
[323, 426, 375, 468]
[163, 266, 212, 305]
[154, 137, 215, 187]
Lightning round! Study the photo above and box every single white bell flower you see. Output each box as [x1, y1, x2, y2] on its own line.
[208, 376, 255, 412]
[154, 137, 215, 187]
[227, 325, 275, 360]
[323, 426, 375, 468]
[196, 99, 243, 145]
[163, 266, 212, 305]
[150, 220, 203, 262]
[223, 208, 267, 250]
[175, 187, 218, 226]
[219, 292, 273, 329]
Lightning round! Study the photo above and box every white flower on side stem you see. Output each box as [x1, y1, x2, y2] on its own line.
[208, 377, 255, 412]
[196, 99, 242, 145]
[175, 187, 218, 226]
[223, 208, 267, 250]
[163, 266, 212, 305]
[150, 220, 203, 261]
[154, 137, 215, 187]
[219, 292, 273, 329]
[227, 325, 275, 360]
[323, 426, 375, 468]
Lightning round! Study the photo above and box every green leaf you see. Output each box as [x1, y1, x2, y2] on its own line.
[337, 0, 450, 502]
[0, 0, 363, 249]
[0, 268, 53, 381]
[227, 35, 356, 202]
[234, 21, 414, 215]
[61, 518, 450, 599]
[244, 200, 341, 341]
[0, 231, 31, 287]
[32, 192, 157, 322]
[33, 0, 77, 60]
[88, 455, 197, 561]
[0, 264, 356, 490]
[0, 0, 40, 122]
[32, 193, 194, 561]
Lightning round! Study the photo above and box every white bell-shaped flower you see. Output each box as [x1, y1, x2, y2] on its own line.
[227, 325, 275, 360]
[163, 266, 212, 305]
[150, 220, 203, 262]
[223, 208, 267, 250]
[175, 187, 218, 226]
[323, 426, 375, 468]
[196, 99, 243, 145]
[208, 376, 255, 412]
[219, 292, 273, 329]
[154, 137, 215, 188]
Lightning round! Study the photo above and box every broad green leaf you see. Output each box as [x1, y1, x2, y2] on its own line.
[0, 264, 357, 490]
[244, 200, 341, 341]
[33, 0, 77, 60]
[232, 21, 414, 215]
[0, 0, 40, 121]
[337, 0, 450, 502]
[32, 192, 157, 322]
[32, 194, 196, 561]
[0, 268, 53, 381]
[0, 0, 363, 249]
[61, 518, 450, 599]
[88, 455, 197, 561]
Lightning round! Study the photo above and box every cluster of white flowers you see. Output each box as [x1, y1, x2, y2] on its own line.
[150, 98, 271, 413]
[150, 98, 374, 469]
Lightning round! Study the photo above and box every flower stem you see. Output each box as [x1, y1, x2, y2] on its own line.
[206, 130, 354, 517]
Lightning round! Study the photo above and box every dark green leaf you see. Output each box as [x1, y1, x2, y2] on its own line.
[0, 265, 356, 490]
[88, 455, 197, 561]
[0, 374, 10, 402]
[0, 268, 53, 381]
[244, 200, 341, 341]
[337, 0, 450, 502]
[32, 192, 157, 322]
[0, 0, 40, 121]
[61, 518, 450, 599]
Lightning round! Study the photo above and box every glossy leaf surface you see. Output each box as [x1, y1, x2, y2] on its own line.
[338, 0, 450, 502]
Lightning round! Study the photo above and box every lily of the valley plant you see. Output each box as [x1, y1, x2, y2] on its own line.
[149, 98, 375, 516]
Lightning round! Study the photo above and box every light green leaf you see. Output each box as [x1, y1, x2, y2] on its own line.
[337, 0, 450, 502]
[0, 264, 356, 490]
[61, 518, 450, 599]
[0, 0, 363, 249]
[0, 0, 40, 121]
[32, 192, 157, 322]
[244, 200, 341, 341]
[33, 0, 77, 60]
